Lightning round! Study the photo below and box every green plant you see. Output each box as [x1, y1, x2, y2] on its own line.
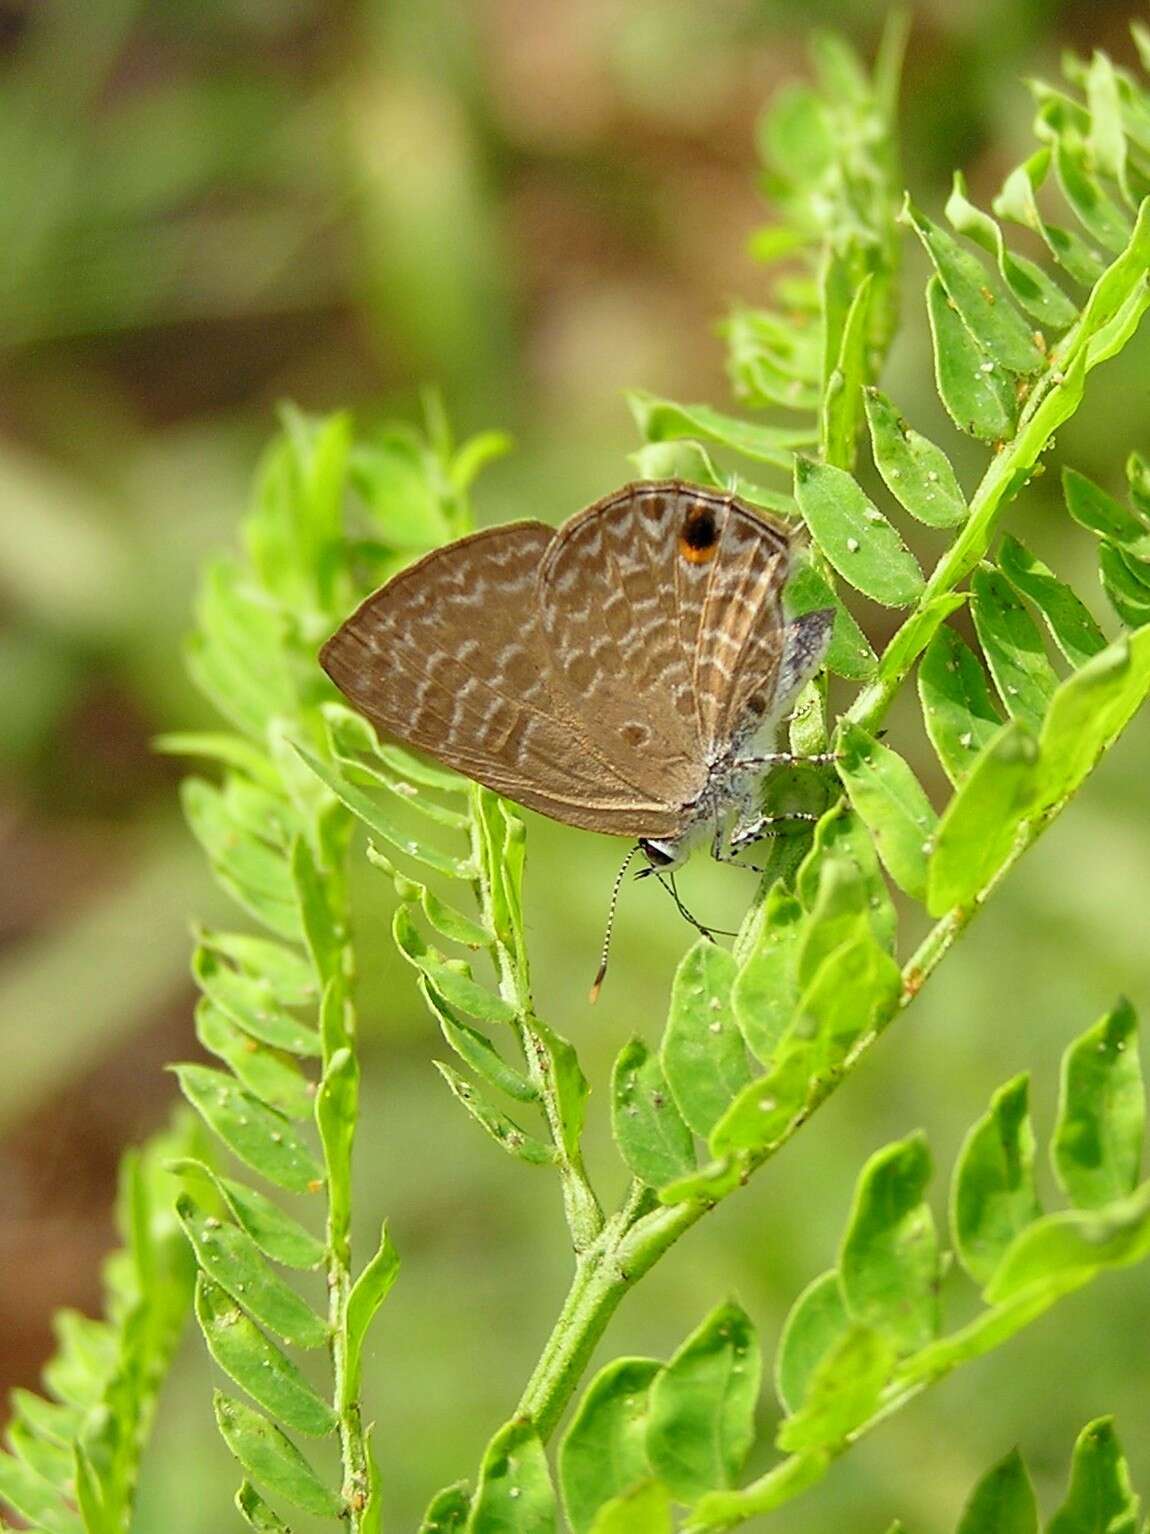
[6, 16, 1150, 1534]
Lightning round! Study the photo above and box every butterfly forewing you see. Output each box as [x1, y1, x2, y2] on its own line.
[320, 522, 682, 836]
[538, 482, 792, 778]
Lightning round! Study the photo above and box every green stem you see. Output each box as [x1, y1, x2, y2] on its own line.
[322, 852, 373, 1528]
[516, 1185, 703, 1438]
[848, 226, 1150, 739]
[469, 791, 604, 1252]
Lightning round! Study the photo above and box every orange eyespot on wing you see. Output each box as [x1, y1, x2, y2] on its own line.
[678, 503, 720, 564]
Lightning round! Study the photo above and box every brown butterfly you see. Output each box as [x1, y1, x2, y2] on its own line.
[321, 479, 834, 877]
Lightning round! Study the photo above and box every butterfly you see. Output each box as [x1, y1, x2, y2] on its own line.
[321, 479, 835, 878]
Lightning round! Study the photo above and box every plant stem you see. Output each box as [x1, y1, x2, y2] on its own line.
[849, 224, 1150, 739]
[323, 853, 373, 1528]
[516, 1184, 704, 1438]
[469, 792, 604, 1252]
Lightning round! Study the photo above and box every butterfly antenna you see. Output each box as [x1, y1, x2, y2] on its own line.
[655, 872, 737, 941]
[589, 844, 642, 1004]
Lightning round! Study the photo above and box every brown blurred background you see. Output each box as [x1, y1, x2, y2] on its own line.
[2, 1, 1150, 1529]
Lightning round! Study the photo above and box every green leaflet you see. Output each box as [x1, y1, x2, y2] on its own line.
[835, 721, 937, 901]
[796, 856, 873, 985]
[181, 778, 303, 942]
[627, 439, 793, 517]
[611, 1037, 696, 1189]
[731, 887, 805, 1064]
[955, 1449, 1039, 1534]
[1047, 1418, 1141, 1534]
[316, 1046, 358, 1240]
[176, 1195, 328, 1350]
[529, 1013, 590, 1164]
[185, 560, 296, 738]
[350, 430, 451, 551]
[970, 567, 1059, 730]
[774, 1269, 849, 1415]
[998, 535, 1107, 669]
[236, 1480, 293, 1532]
[196, 928, 317, 1008]
[419, 1482, 472, 1532]
[950, 1075, 1042, 1289]
[946, 172, 1078, 332]
[661, 942, 752, 1138]
[297, 749, 476, 880]
[864, 387, 968, 528]
[926, 719, 1039, 916]
[784, 560, 878, 681]
[558, 1357, 661, 1534]
[168, 1159, 325, 1270]
[587, 1481, 672, 1533]
[1052, 1000, 1144, 1210]
[918, 626, 1003, 785]
[1035, 626, 1150, 810]
[646, 1301, 760, 1502]
[839, 1133, 939, 1355]
[467, 1417, 555, 1534]
[370, 845, 493, 949]
[1063, 466, 1150, 557]
[195, 998, 314, 1121]
[775, 1324, 895, 1453]
[726, 307, 821, 413]
[0, 1447, 85, 1532]
[984, 1180, 1150, 1305]
[291, 834, 346, 988]
[926, 275, 1018, 443]
[795, 802, 896, 952]
[174, 1065, 325, 1194]
[193, 946, 322, 1058]
[710, 930, 902, 1160]
[821, 271, 873, 470]
[794, 457, 924, 607]
[346, 1224, 401, 1401]
[626, 389, 816, 469]
[1099, 540, 1150, 626]
[902, 201, 1045, 373]
[393, 907, 518, 1025]
[1052, 136, 1133, 255]
[421, 979, 538, 1105]
[194, 1277, 336, 1437]
[434, 1061, 555, 1166]
[213, 1392, 342, 1519]
[993, 151, 1108, 288]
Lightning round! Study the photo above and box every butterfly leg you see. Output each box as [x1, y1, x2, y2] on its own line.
[736, 750, 839, 770]
[708, 810, 817, 875]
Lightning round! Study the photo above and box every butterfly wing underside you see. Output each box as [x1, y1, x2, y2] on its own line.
[319, 522, 683, 835]
[536, 482, 792, 776]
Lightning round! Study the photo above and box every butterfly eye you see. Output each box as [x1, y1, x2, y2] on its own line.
[678, 503, 720, 564]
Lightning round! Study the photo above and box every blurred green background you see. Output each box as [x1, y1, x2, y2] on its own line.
[2, 0, 1150, 1529]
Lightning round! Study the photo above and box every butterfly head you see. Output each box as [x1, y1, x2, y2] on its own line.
[636, 836, 685, 873]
